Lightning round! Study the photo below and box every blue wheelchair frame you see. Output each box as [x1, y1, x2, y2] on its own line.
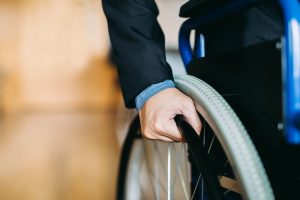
[179, 0, 300, 144]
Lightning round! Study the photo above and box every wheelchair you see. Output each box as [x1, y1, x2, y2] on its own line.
[117, 0, 300, 199]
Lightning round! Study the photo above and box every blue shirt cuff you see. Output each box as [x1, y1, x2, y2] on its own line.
[135, 80, 175, 111]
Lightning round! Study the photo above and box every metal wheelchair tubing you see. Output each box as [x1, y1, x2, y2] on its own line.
[178, 0, 257, 67]
[279, 0, 300, 144]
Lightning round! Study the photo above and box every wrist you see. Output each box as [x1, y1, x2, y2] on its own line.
[135, 80, 175, 111]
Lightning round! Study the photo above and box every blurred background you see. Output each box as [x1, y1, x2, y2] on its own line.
[0, 0, 184, 199]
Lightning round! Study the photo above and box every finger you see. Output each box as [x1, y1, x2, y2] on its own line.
[153, 125, 183, 142]
[141, 127, 177, 142]
[148, 114, 183, 142]
[151, 116, 183, 142]
[155, 135, 178, 142]
[181, 101, 202, 135]
[162, 118, 184, 141]
[145, 131, 177, 142]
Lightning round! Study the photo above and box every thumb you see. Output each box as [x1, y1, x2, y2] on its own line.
[163, 118, 183, 141]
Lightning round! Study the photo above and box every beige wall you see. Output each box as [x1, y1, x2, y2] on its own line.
[0, 0, 119, 114]
[157, 0, 185, 49]
[0, 0, 20, 114]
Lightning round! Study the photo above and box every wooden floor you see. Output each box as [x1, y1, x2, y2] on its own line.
[0, 112, 120, 200]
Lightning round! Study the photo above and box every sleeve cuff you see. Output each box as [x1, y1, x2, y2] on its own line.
[135, 80, 175, 111]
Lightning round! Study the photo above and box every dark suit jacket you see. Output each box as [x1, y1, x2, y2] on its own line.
[102, 0, 173, 108]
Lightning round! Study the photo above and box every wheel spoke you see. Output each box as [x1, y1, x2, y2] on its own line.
[183, 144, 190, 189]
[201, 177, 204, 200]
[207, 135, 215, 154]
[224, 189, 230, 196]
[140, 180, 146, 199]
[154, 142, 167, 174]
[176, 160, 190, 200]
[167, 143, 173, 200]
[203, 121, 206, 146]
[191, 174, 202, 200]
[154, 141, 160, 200]
[172, 144, 190, 200]
[170, 145, 179, 190]
[170, 144, 186, 189]
[141, 139, 167, 197]
[220, 176, 241, 194]
[153, 141, 170, 198]
[140, 146, 156, 198]
[224, 160, 229, 167]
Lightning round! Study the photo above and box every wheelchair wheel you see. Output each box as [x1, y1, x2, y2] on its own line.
[117, 74, 274, 200]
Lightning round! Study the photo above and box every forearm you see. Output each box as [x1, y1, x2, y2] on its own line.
[102, 0, 173, 108]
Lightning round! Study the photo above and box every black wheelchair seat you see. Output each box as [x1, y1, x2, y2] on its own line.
[179, 0, 262, 18]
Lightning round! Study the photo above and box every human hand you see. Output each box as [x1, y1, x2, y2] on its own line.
[139, 88, 202, 142]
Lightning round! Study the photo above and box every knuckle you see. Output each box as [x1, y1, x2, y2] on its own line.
[142, 129, 155, 139]
[183, 97, 193, 107]
[183, 104, 194, 113]
[196, 124, 202, 131]
[146, 135, 155, 140]
[152, 120, 163, 132]
[186, 98, 194, 106]
[197, 122, 202, 128]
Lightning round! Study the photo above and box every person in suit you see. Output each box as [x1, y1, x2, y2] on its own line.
[102, 0, 201, 142]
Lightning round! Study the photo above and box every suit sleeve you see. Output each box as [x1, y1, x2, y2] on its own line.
[102, 0, 173, 108]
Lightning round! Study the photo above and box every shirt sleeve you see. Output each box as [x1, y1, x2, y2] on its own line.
[135, 79, 175, 110]
[102, 0, 174, 108]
